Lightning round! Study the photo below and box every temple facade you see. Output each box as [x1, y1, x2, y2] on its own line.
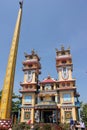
[19, 47, 80, 124]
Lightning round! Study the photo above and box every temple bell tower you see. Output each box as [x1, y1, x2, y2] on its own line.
[56, 46, 80, 123]
[19, 50, 41, 124]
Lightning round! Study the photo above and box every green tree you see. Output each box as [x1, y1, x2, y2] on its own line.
[80, 103, 87, 127]
[0, 90, 21, 122]
[12, 100, 21, 113]
[12, 93, 21, 112]
[11, 93, 21, 123]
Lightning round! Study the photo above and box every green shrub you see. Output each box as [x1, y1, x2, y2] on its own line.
[12, 122, 30, 130]
[34, 124, 51, 130]
[59, 123, 70, 130]
[43, 124, 51, 130]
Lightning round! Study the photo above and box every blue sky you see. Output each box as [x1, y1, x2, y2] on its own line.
[0, 0, 87, 103]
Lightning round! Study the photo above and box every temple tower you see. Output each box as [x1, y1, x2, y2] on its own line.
[0, 2, 23, 120]
[19, 50, 41, 124]
[56, 46, 80, 123]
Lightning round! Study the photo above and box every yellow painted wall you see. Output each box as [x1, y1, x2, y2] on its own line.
[31, 109, 34, 124]
[68, 69, 72, 79]
[60, 107, 77, 123]
[60, 91, 76, 123]
[61, 108, 64, 123]
[21, 93, 35, 123]
[72, 107, 76, 120]
[21, 108, 24, 122]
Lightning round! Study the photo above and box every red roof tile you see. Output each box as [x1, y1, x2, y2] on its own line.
[40, 75, 56, 84]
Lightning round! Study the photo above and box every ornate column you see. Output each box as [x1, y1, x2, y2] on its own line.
[0, 1, 23, 119]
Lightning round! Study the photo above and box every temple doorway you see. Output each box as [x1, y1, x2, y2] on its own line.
[43, 111, 53, 123]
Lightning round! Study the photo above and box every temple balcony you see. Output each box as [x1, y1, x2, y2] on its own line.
[57, 86, 76, 91]
[38, 91, 57, 97]
[56, 54, 72, 60]
[22, 66, 41, 71]
[56, 63, 73, 68]
[37, 101, 57, 106]
[35, 101, 58, 109]
[22, 60, 41, 69]
[19, 88, 37, 93]
[23, 59, 38, 64]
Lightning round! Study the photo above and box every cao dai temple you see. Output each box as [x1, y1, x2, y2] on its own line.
[0, 1, 80, 129]
[19, 47, 80, 124]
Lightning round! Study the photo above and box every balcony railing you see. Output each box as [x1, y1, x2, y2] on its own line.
[37, 101, 57, 106]
[35, 101, 57, 109]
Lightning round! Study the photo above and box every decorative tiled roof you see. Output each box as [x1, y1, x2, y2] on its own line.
[40, 75, 57, 84]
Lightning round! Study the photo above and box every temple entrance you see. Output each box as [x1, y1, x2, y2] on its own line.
[43, 111, 53, 123]
[35, 109, 59, 123]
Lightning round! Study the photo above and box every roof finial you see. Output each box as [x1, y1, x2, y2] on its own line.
[61, 45, 64, 51]
[55, 48, 58, 52]
[19, 1, 23, 9]
[68, 46, 70, 50]
[32, 49, 35, 55]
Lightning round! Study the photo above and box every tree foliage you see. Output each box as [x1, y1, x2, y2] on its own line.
[12, 122, 30, 130]
[12, 100, 21, 113]
[0, 90, 21, 113]
[12, 92, 21, 113]
[80, 103, 87, 127]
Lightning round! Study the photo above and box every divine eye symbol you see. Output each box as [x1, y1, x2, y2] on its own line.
[27, 71, 32, 82]
[62, 67, 69, 79]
